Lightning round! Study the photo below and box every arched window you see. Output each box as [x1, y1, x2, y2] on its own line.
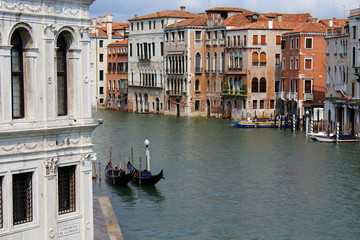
[195, 53, 201, 73]
[260, 78, 266, 92]
[11, 30, 25, 119]
[251, 78, 258, 92]
[234, 52, 238, 68]
[213, 80, 216, 92]
[229, 52, 234, 68]
[229, 78, 233, 90]
[206, 52, 210, 72]
[252, 52, 259, 66]
[221, 52, 225, 72]
[326, 66, 331, 85]
[260, 52, 266, 66]
[207, 80, 210, 92]
[57, 33, 68, 116]
[213, 52, 218, 72]
[195, 79, 200, 92]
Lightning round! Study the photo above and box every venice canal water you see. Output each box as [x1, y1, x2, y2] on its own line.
[92, 110, 360, 239]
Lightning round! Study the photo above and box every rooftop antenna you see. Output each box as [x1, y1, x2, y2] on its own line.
[343, 4, 346, 18]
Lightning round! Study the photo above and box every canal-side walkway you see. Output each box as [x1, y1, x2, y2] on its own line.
[94, 196, 124, 240]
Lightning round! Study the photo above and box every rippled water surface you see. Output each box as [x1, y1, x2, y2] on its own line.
[92, 110, 360, 239]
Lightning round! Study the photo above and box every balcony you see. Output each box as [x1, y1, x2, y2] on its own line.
[219, 39, 225, 45]
[206, 39, 211, 45]
[212, 40, 218, 45]
[276, 92, 285, 99]
[303, 93, 314, 101]
[195, 67, 202, 74]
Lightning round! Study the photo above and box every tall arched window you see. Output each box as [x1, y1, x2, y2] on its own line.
[260, 78, 266, 92]
[260, 52, 266, 66]
[251, 78, 258, 92]
[195, 79, 200, 92]
[326, 66, 331, 85]
[206, 52, 210, 72]
[11, 30, 25, 119]
[229, 52, 234, 68]
[234, 52, 238, 68]
[221, 52, 225, 72]
[195, 53, 201, 73]
[213, 52, 217, 72]
[252, 52, 259, 66]
[57, 33, 68, 116]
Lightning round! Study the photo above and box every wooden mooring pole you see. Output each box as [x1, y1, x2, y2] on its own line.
[92, 159, 97, 179]
[110, 147, 115, 185]
[139, 157, 142, 185]
[131, 147, 134, 166]
[99, 156, 102, 182]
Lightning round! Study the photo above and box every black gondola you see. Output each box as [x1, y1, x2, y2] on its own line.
[105, 162, 134, 186]
[127, 161, 164, 186]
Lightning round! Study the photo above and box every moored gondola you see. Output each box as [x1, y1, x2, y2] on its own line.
[105, 162, 134, 186]
[127, 161, 164, 186]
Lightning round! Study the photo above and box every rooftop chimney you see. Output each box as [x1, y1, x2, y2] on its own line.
[329, 19, 333, 27]
[268, 20, 273, 29]
[180, 6, 186, 12]
[134, 14, 138, 19]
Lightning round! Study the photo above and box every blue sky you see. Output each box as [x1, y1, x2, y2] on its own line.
[90, 0, 359, 22]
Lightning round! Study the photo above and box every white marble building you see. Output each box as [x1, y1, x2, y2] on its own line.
[0, 0, 98, 239]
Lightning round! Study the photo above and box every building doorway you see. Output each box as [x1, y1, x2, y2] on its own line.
[207, 99, 211, 117]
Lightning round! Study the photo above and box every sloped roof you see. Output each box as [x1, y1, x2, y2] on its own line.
[166, 14, 207, 28]
[109, 39, 128, 45]
[112, 23, 129, 30]
[128, 10, 198, 21]
[262, 13, 312, 22]
[206, 7, 256, 17]
[223, 14, 251, 26]
[284, 22, 328, 34]
[319, 18, 348, 28]
[229, 21, 306, 31]
[90, 27, 124, 37]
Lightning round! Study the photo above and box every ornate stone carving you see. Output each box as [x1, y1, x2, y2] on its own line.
[2, 144, 14, 152]
[70, 138, 80, 145]
[79, 26, 90, 40]
[44, 157, 58, 176]
[0, 1, 41, 13]
[43, 24, 56, 39]
[81, 154, 95, 167]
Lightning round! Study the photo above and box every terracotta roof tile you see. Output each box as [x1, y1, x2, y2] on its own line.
[206, 7, 256, 17]
[166, 15, 207, 28]
[319, 18, 348, 28]
[128, 10, 198, 21]
[90, 26, 124, 37]
[262, 13, 312, 22]
[109, 39, 128, 45]
[284, 22, 328, 34]
[223, 14, 250, 26]
[229, 21, 306, 31]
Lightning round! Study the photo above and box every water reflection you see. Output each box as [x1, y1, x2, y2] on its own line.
[92, 110, 360, 239]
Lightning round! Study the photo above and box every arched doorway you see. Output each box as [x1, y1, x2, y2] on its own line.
[207, 99, 211, 117]
[135, 93, 138, 113]
[226, 100, 232, 119]
[176, 99, 180, 117]
[156, 97, 160, 114]
[144, 94, 149, 112]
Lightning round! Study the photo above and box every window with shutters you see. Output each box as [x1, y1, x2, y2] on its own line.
[253, 100, 257, 109]
[260, 52, 266, 66]
[275, 54, 280, 65]
[13, 172, 33, 225]
[260, 100, 264, 109]
[276, 35, 281, 45]
[252, 52, 259, 66]
[304, 80, 312, 93]
[261, 35, 266, 45]
[195, 53, 201, 73]
[304, 58, 312, 70]
[253, 35, 258, 45]
[58, 166, 76, 215]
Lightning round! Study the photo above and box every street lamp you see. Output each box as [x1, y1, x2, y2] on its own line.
[144, 139, 150, 171]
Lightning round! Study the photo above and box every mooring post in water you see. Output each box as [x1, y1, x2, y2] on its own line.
[305, 111, 309, 136]
[110, 147, 115, 185]
[139, 157, 142, 185]
[119, 154, 121, 171]
[131, 147, 134, 166]
[124, 156, 127, 172]
[293, 114, 296, 132]
[99, 156, 102, 182]
[336, 122, 340, 144]
[93, 159, 97, 179]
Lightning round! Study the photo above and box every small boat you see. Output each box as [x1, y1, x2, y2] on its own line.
[127, 161, 164, 186]
[308, 131, 335, 141]
[314, 134, 358, 143]
[105, 162, 134, 186]
[233, 117, 277, 128]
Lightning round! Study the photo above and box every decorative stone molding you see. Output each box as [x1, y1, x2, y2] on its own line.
[0, 1, 41, 13]
[46, 5, 80, 17]
[79, 26, 90, 40]
[43, 24, 56, 39]
[44, 157, 58, 176]
[81, 154, 96, 167]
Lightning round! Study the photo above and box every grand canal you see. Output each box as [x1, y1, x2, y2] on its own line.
[92, 110, 360, 239]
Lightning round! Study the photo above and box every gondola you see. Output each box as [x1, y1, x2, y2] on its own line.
[105, 162, 134, 186]
[127, 161, 164, 186]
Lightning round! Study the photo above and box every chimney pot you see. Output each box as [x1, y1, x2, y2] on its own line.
[180, 6, 185, 12]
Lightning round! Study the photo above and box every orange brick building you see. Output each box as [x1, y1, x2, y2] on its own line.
[106, 39, 129, 111]
[280, 23, 328, 117]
